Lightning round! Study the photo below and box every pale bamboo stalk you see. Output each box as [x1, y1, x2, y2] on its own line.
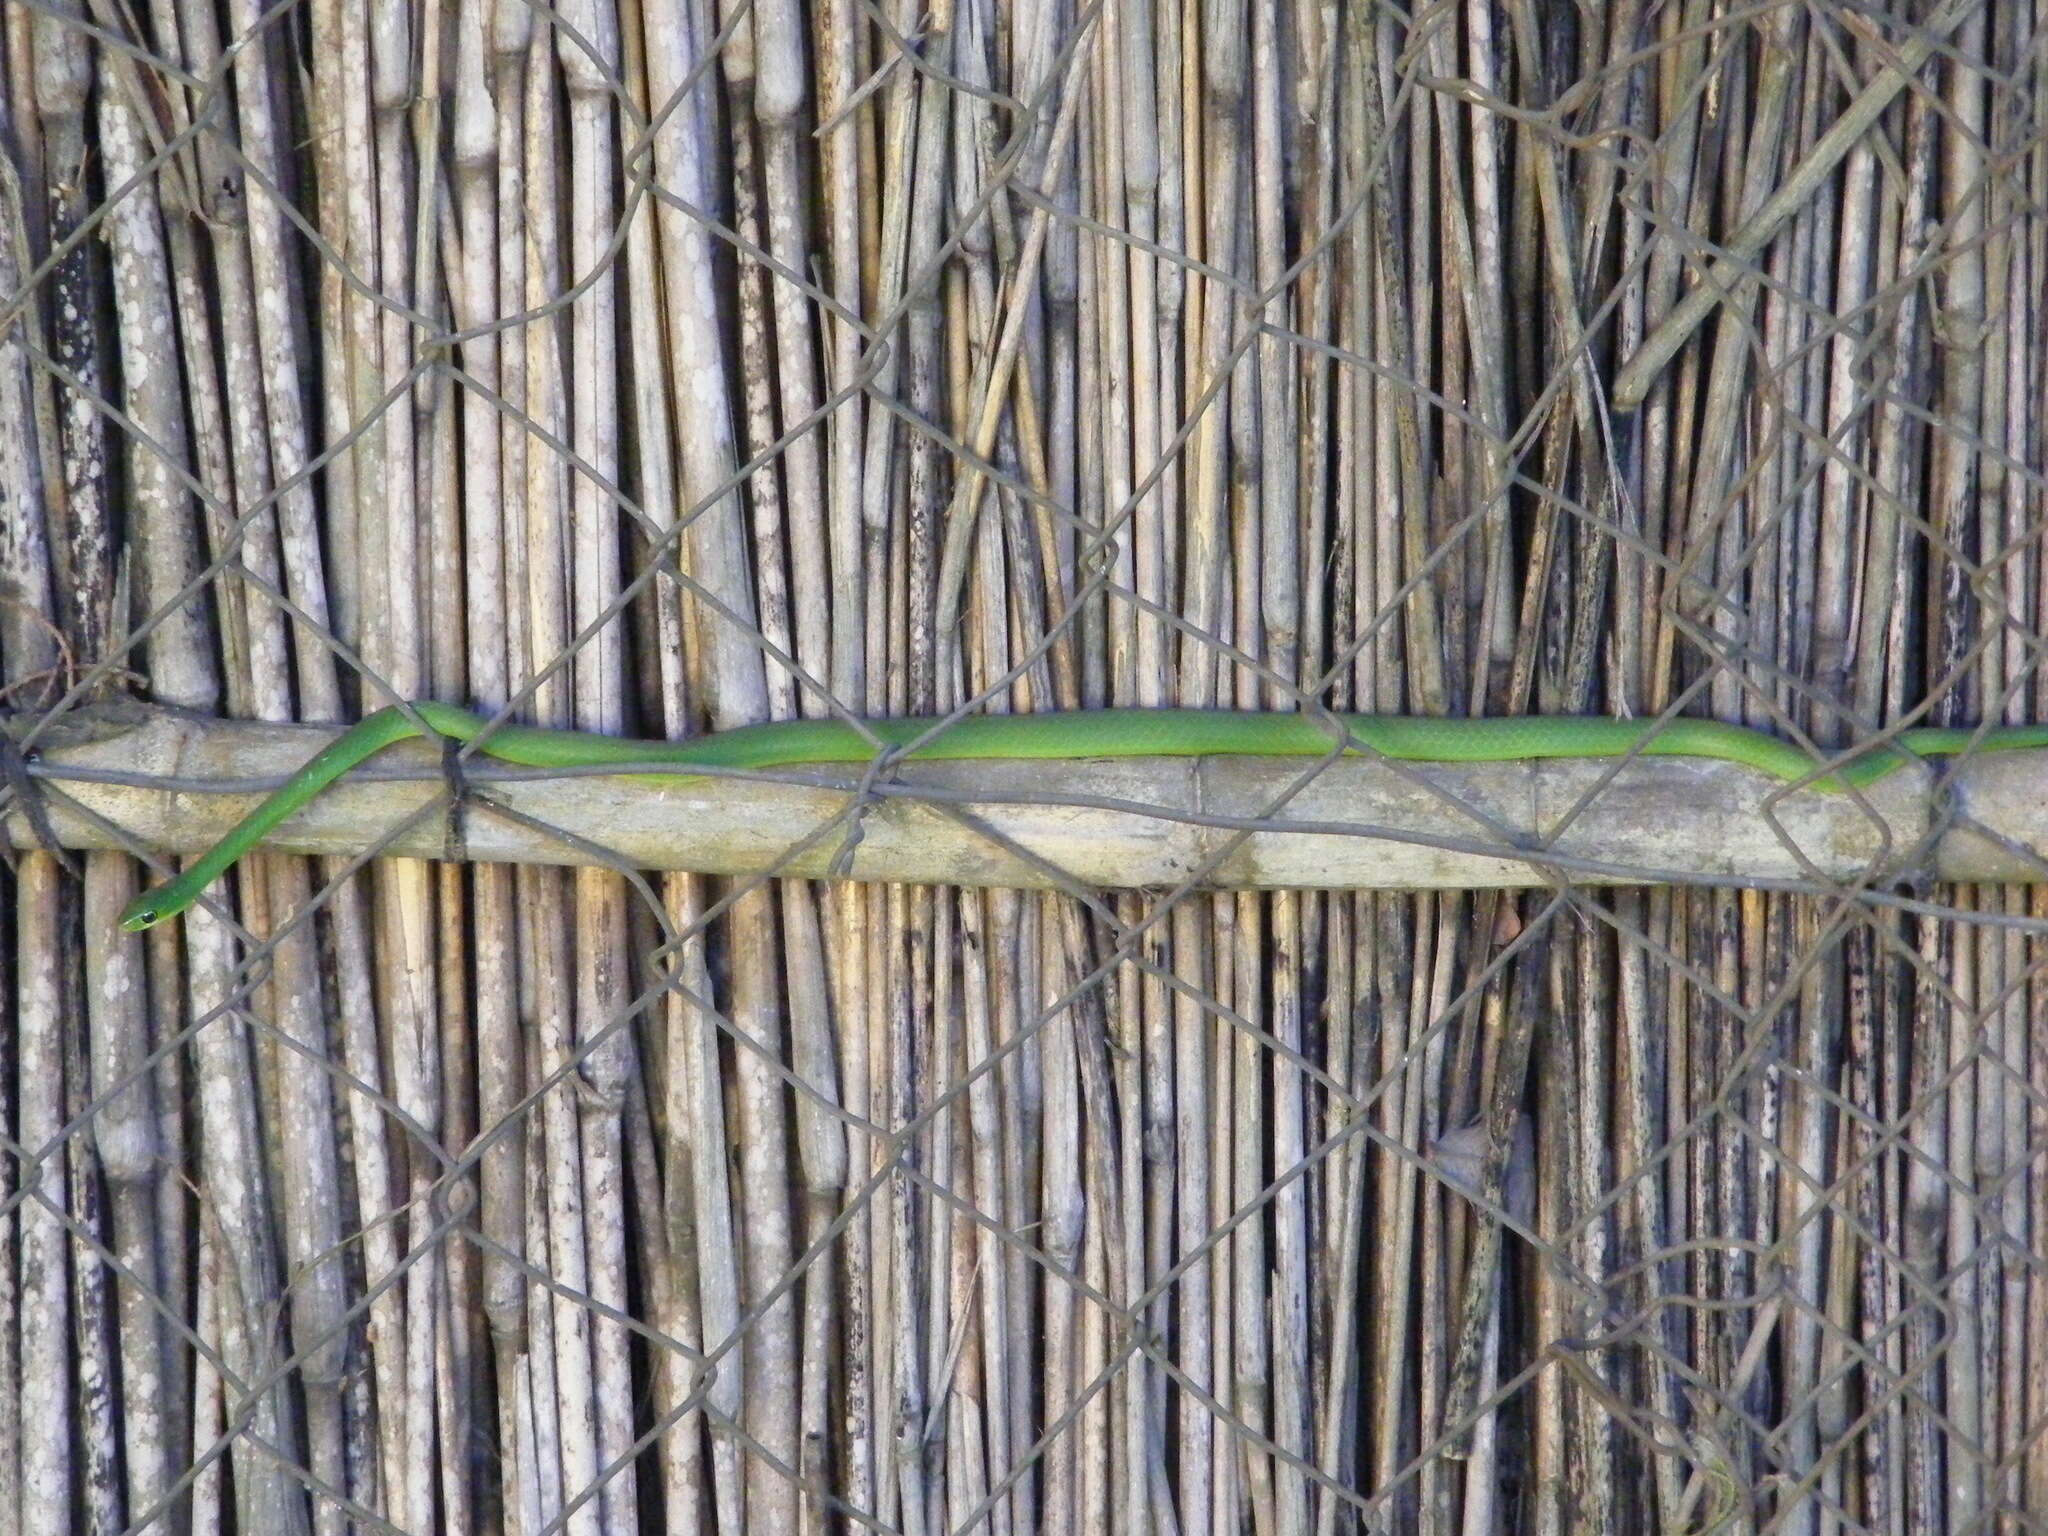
[529, 871, 605, 1536]
[492, 3, 533, 718]
[253, 852, 355, 1498]
[571, 854, 637, 1531]
[365, 0, 450, 1493]
[510, 1353, 541, 1534]
[451, 0, 503, 705]
[869, 14, 944, 1536]
[787, 888, 847, 1536]
[1231, 891, 1270, 1536]
[751, 0, 831, 700]
[303, 0, 360, 654]
[1625, 0, 1703, 694]
[515, 40, 606, 1536]
[432, 1233, 473, 1536]
[1247, 4, 1307, 1515]
[1567, 928, 1615, 1529]
[719, 31, 809, 1531]
[1170, 893, 1214, 1535]
[1032, 937, 1081, 1536]
[1925, 51, 1990, 1536]
[1075, 111, 1107, 709]
[829, 880, 877, 1522]
[1361, 35, 1439, 1500]
[379, 742, 443, 1524]
[1415, 0, 1512, 711]
[1812, 163, 1877, 715]
[520, 1050, 566, 1528]
[898, 12, 954, 716]
[727, 53, 794, 720]
[2002, 70, 2043, 1513]
[1531, 958, 1556, 1536]
[1208, 890, 1238, 1536]
[90, 74, 204, 716]
[1314, 83, 1371, 1531]
[1345, 7, 1443, 715]
[184, 900, 309, 1533]
[855, 801, 891, 1530]
[890, 880, 931, 1536]
[85, 861, 171, 1533]
[650, 8, 795, 1524]
[959, 894, 1016, 1536]
[728, 880, 804, 1532]
[1117, 898, 1162, 1528]
[369, 0, 417, 691]
[34, 6, 108, 677]
[1269, 888, 1308, 1531]
[923, 891, 957, 1520]
[1080, 1166, 1113, 1536]
[1039, 918, 1084, 1536]
[1859, 50, 1928, 1523]
[642, 0, 768, 729]
[1177, 7, 1232, 1533]
[1772, 58, 1845, 1521]
[449, 21, 530, 1519]
[1370, 893, 1432, 1516]
[435, 855, 479, 1536]
[996, 891, 1041, 1536]
[664, 871, 748, 1536]
[870, 883, 902, 1533]
[481, 27, 540, 1536]
[1040, 901, 1089, 1536]
[1138, 925, 1171, 1515]
[858, 0, 923, 712]
[1901, 916, 1946, 1530]
[16, 856, 69, 1536]
[1940, 24, 2001, 1523]
[0, 3, 34, 252]
[1846, 920, 1896, 1534]
[929, 899, 971, 1521]
[557, 2, 641, 1523]
[317, 863, 407, 1513]
[948, 143, 1025, 1526]
[210, 0, 343, 718]
[1084, 0, 1130, 705]
[816, 0, 867, 707]
[1411, 922, 1455, 1536]
[1947, 910, 1986, 1534]
[1173, 0, 1236, 713]
[187, 1228, 223, 1533]
[82, 63, 189, 1536]
[615, 3, 738, 1522]
[146, 0, 246, 706]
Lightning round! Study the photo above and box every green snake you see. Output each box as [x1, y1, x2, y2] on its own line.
[116, 702, 2048, 930]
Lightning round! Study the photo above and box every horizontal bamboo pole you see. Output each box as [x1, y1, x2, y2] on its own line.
[9, 702, 2044, 891]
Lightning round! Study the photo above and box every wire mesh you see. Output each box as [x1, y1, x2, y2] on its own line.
[1, 0, 2045, 1532]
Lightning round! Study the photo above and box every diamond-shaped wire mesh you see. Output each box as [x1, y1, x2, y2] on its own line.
[1, 0, 2045, 1531]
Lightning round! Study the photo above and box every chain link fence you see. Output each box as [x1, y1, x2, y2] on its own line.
[2, 0, 2045, 1531]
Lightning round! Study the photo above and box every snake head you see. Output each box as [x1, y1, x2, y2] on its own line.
[119, 901, 164, 932]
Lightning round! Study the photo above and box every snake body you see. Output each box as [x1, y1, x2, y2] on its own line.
[117, 702, 2048, 930]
